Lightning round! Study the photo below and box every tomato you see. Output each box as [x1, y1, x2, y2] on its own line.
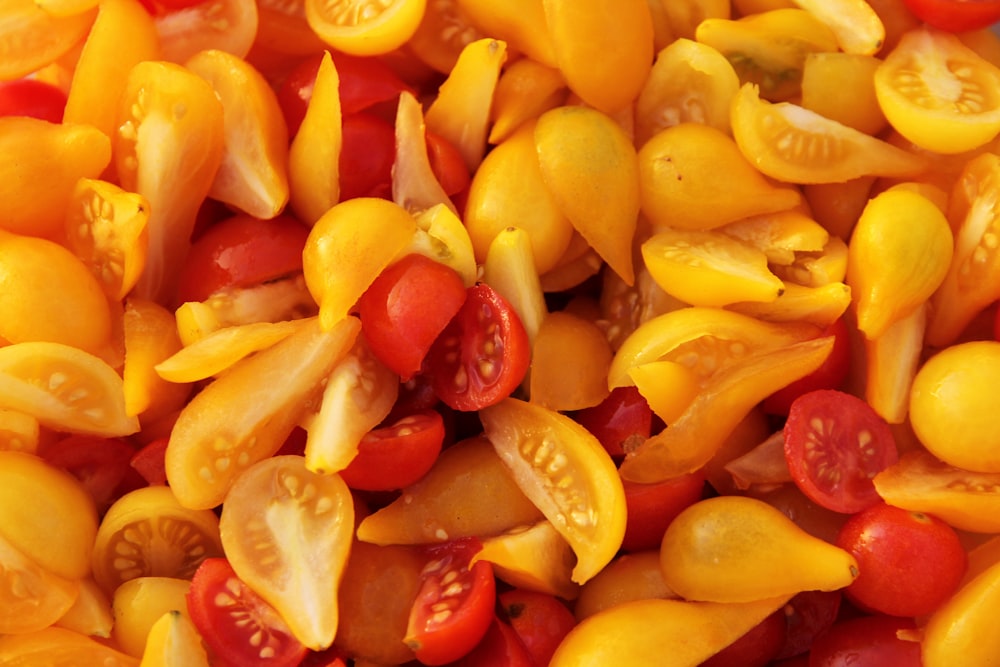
[338, 111, 396, 201]
[450, 615, 534, 667]
[404, 538, 496, 665]
[809, 614, 922, 666]
[304, 0, 426, 56]
[835, 502, 967, 617]
[620, 471, 706, 553]
[357, 253, 468, 380]
[38, 435, 143, 514]
[901, 0, 1000, 32]
[0, 532, 80, 635]
[700, 608, 786, 667]
[0, 79, 67, 122]
[176, 213, 310, 304]
[186, 558, 308, 667]
[424, 283, 530, 411]
[425, 129, 472, 197]
[774, 590, 842, 661]
[571, 385, 654, 460]
[498, 589, 576, 667]
[762, 317, 851, 415]
[151, 0, 258, 63]
[339, 410, 445, 491]
[783, 389, 899, 514]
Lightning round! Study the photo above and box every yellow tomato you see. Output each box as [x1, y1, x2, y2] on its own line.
[305, 0, 426, 55]
[0, 531, 81, 634]
[112, 577, 192, 658]
[573, 550, 675, 621]
[123, 298, 193, 424]
[471, 521, 579, 601]
[529, 310, 612, 411]
[139, 611, 211, 667]
[0, 626, 138, 667]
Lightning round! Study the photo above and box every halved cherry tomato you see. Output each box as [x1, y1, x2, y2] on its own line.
[809, 614, 922, 667]
[38, 435, 143, 514]
[186, 557, 308, 667]
[783, 389, 899, 514]
[762, 317, 851, 415]
[339, 410, 445, 491]
[424, 283, 530, 411]
[621, 471, 706, 553]
[358, 253, 468, 380]
[0, 79, 67, 122]
[498, 589, 577, 667]
[405, 538, 497, 665]
[901, 0, 1000, 32]
[572, 385, 654, 460]
[836, 502, 967, 617]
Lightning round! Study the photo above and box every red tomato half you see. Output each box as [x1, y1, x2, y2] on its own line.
[339, 410, 445, 491]
[39, 435, 143, 513]
[835, 502, 967, 618]
[621, 471, 705, 552]
[0, 79, 67, 123]
[424, 283, 531, 412]
[405, 539, 497, 665]
[763, 317, 851, 416]
[340, 111, 396, 201]
[901, 0, 1000, 32]
[499, 589, 576, 667]
[783, 389, 898, 514]
[810, 614, 922, 667]
[701, 608, 786, 667]
[187, 558, 307, 667]
[176, 213, 311, 304]
[573, 385, 654, 460]
[451, 615, 534, 667]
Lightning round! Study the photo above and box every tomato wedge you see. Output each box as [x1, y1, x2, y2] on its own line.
[783, 389, 899, 514]
[339, 410, 445, 491]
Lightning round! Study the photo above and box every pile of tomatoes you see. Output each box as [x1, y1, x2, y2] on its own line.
[5, 0, 1000, 664]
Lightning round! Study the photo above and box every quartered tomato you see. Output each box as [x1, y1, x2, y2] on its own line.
[0, 78, 68, 122]
[186, 557, 307, 667]
[339, 410, 445, 491]
[901, 0, 1000, 32]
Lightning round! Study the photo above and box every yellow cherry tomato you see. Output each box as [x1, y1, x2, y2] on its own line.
[305, 0, 427, 55]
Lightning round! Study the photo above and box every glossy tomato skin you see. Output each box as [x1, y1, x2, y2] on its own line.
[451, 615, 534, 667]
[176, 213, 311, 304]
[499, 589, 577, 667]
[572, 385, 654, 460]
[0, 79, 67, 122]
[338, 410, 445, 491]
[620, 471, 706, 552]
[424, 283, 531, 411]
[835, 502, 967, 618]
[809, 614, 922, 667]
[763, 318, 851, 416]
[358, 253, 468, 380]
[900, 0, 1000, 32]
[701, 608, 786, 667]
[339, 111, 396, 201]
[783, 389, 898, 514]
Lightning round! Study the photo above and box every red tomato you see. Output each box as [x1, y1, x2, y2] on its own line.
[701, 608, 786, 667]
[187, 558, 308, 667]
[425, 130, 471, 197]
[573, 385, 654, 460]
[138, 0, 205, 13]
[809, 614, 922, 667]
[39, 435, 143, 513]
[621, 471, 705, 552]
[129, 437, 169, 487]
[176, 213, 311, 304]
[339, 410, 445, 491]
[763, 318, 851, 416]
[340, 112, 396, 201]
[498, 589, 576, 667]
[424, 283, 531, 412]
[358, 253, 468, 380]
[900, 0, 1000, 32]
[835, 502, 967, 618]
[451, 615, 534, 667]
[405, 539, 497, 665]
[783, 389, 899, 514]
[774, 590, 842, 661]
[0, 79, 67, 123]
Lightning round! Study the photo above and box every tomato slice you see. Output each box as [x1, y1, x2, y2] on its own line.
[186, 558, 308, 667]
[339, 410, 446, 491]
[783, 389, 899, 514]
[405, 538, 497, 665]
[424, 283, 530, 411]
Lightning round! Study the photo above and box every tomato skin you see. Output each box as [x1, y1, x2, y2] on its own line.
[498, 589, 577, 667]
[176, 213, 311, 304]
[358, 253, 468, 381]
[339, 112, 396, 201]
[621, 471, 706, 552]
[451, 615, 534, 667]
[835, 502, 967, 618]
[809, 614, 922, 667]
[763, 318, 851, 416]
[783, 390, 898, 514]
[424, 283, 531, 412]
[425, 130, 471, 197]
[572, 385, 654, 460]
[186, 558, 307, 667]
[900, 0, 1000, 32]
[0, 79, 67, 123]
[701, 608, 786, 667]
[774, 590, 842, 661]
[339, 410, 445, 491]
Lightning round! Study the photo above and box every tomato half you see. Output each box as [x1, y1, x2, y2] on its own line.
[186, 558, 307, 667]
[901, 0, 1000, 32]
[783, 389, 899, 514]
[0, 79, 67, 122]
[339, 410, 445, 491]
[405, 539, 497, 665]
[809, 614, 922, 667]
[358, 253, 468, 380]
[424, 283, 531, 411]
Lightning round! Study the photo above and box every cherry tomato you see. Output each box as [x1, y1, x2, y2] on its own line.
[835, 502, 967, 618]
[175, 213, 311, 304]
[405, 538, 497, 665]
[186, 557, 308, 667]
[762, 318, 851, 416]
[701, 608, 786, 667]
[572, 385, 654, 460]
[809, 614, 922, 666]
[621, 471, 706, 553]
[499, 589, 577, 667]
[783, 389, 899, 514]
[339, 111, 396, 201]
[0, 79, 67, 122]
[774, 590, 842, 661]
[451, 615, 534, 667]
[900, 0, 1000, 32]
[339, 410, 446, 491]
[129, 437, 169, 487]
[38, 435, 142, 514]
[425, 129, 471, 197]
[424, 283, 531, 411]
[357, 253, 468, 380]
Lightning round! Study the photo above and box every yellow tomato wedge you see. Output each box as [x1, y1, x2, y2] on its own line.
[792, 0, 885, 55]
[123, 298, 192, 422]
[720, 210, 829, 266]
[139, 611, 210, 667]
[407, 203, 477, 286]
[55, 576, 114, 639]
[479, 398, 626, 584]
[0, 408, 39, 453]
[0, 0, 97, 81]
[111, 577, 192, 659]
[305, 0, 426, 55]
[489, 57, 567, 145]
[0, 341, 138, 437]
[627, 359, 700, 425]
[220, 455, 354, 650]
[482, 226, 548, 344]
[457, 0, 557, 67]
[471, 521, 580, 601]
[727, 281, 852, 328]
[392, 92, 458, 217]
[0, 531, 80, 635]
[922, 560, 1000, 667]
[0, 627, 139, 667]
